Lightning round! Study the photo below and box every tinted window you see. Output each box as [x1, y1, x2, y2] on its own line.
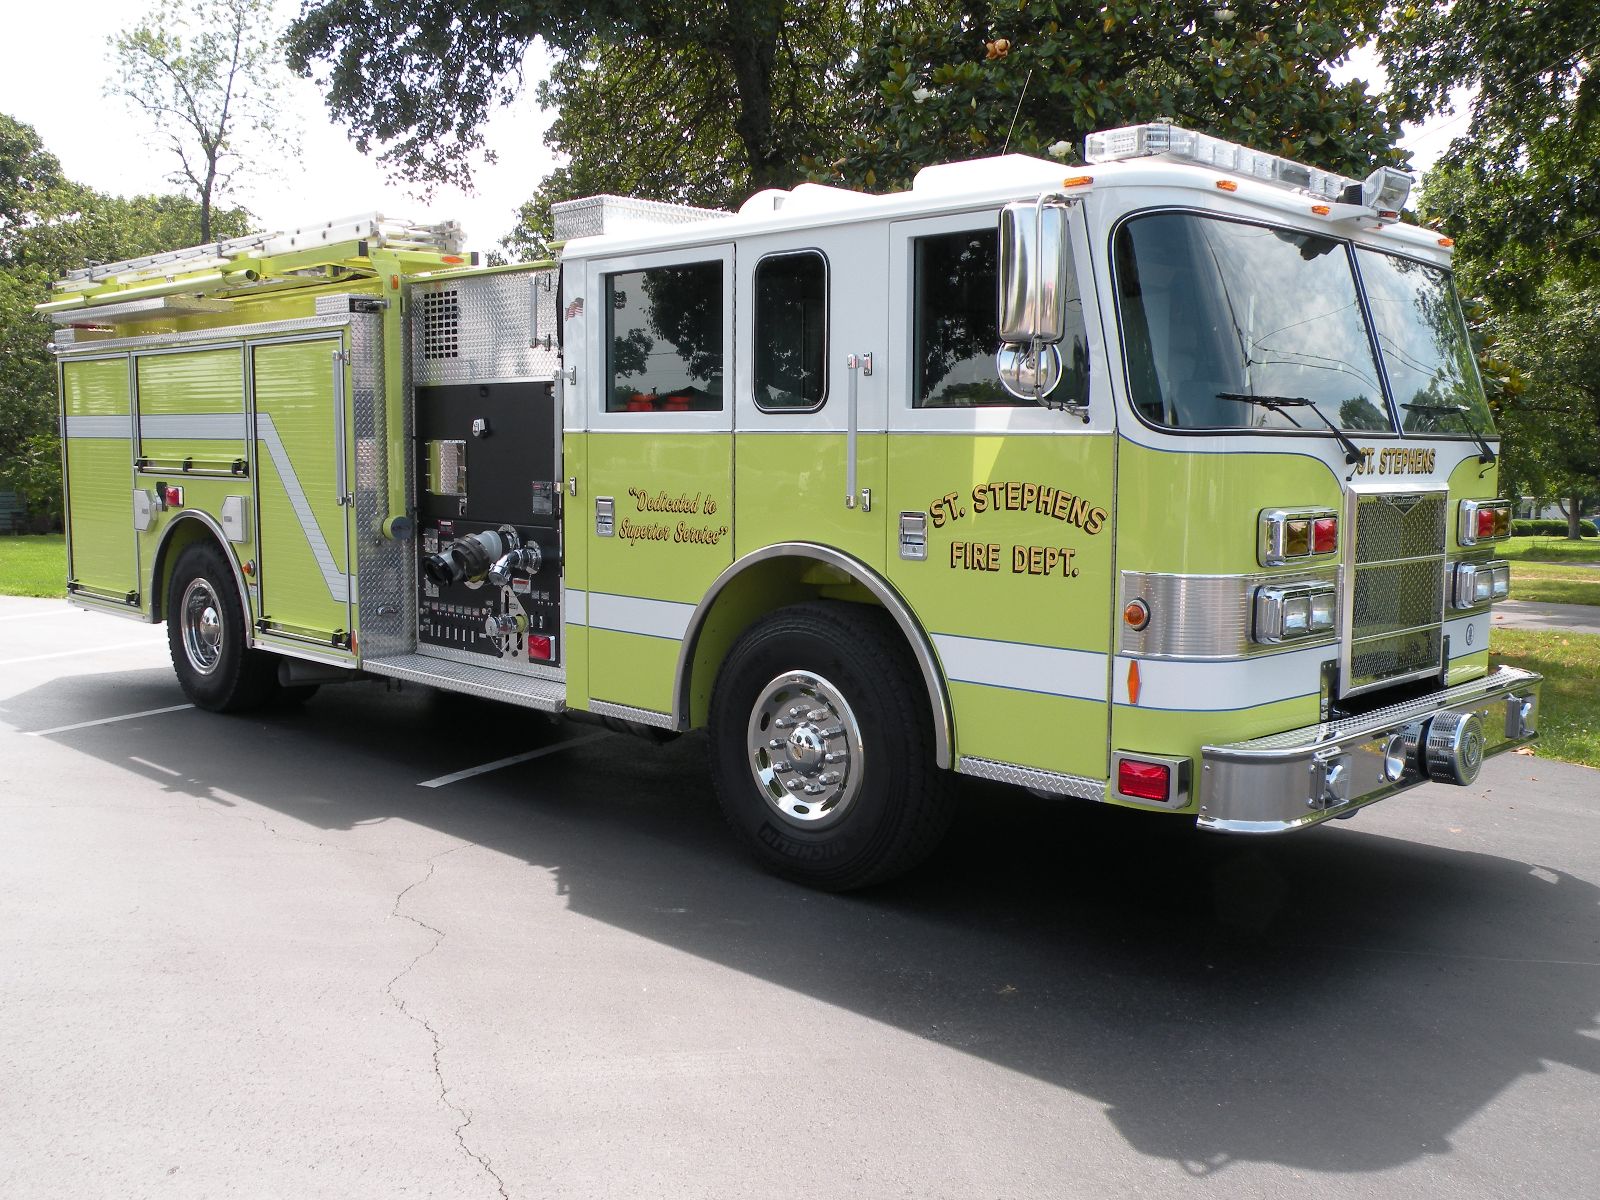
[1356, 248, 1496, 436]
[913, 227, 1089, 408]
[1114, 213, 1390, 433]
[606, 261, 723, 412]
[753, 252, 827, 410]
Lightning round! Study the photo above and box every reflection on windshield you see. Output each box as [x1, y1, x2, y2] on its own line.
[1356, 248, 1497, 437]
[1115, 213, 1391, 433]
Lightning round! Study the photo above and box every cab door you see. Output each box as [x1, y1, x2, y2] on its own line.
[883, 205, 1117, 781]
[581, 243, 735, 719]
[733, 225, 888, 571]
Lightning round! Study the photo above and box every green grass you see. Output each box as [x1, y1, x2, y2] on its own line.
[0, 534, 67, 597]
[1492, 628, 1600, 769]
[1498, 535, 1600, 563]
[1510, 561, 1600, 607]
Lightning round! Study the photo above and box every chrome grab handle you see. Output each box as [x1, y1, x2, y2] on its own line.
[331, 347, 350, 505]
[844, 351, 872, 509]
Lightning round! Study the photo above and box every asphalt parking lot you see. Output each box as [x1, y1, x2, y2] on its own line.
[2, 595, 1597, 1199]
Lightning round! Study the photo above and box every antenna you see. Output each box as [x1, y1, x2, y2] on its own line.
[1001, 69, 1034, 156]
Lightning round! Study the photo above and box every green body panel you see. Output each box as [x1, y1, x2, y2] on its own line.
[1113, 440, 1342, 574]
[562, 433, 589, 709]
[585, 431, 732, 711]
[136, 348, 246, 469]
[886, 432, 1116, 778]
[734, 433, 887, 570]
[1447, 454, 1500, 553]
[250, 337, 351, 641]
[63, 358, 136, 599]
[135, 477, 258, 621]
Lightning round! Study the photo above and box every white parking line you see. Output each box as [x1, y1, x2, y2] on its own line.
[418, 732, 609, 789]
[25, 704, 194, 737]
[0, 641, 162, 667]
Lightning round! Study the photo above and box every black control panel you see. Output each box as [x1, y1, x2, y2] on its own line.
[415, 382, 562, 667]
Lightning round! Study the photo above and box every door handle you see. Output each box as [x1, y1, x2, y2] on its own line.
[844, 352, 873, 509]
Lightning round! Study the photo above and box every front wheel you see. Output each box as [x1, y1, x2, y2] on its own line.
[709, 601, 957, 891]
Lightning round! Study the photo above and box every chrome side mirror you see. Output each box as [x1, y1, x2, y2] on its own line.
[996, 195, 1080, 408]
[999, 196, 1069, 344]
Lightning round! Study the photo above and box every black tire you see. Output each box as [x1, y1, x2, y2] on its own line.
[166, 542, 277, 713]
[709, 601, 958, 891]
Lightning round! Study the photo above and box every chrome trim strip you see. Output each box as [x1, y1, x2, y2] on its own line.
[672, 542, 954, 769]
[958, 755, 1106, 801]
[138, 413, 248, 441]
[589, 699, 675, 729]
[67, 596, 154, 624]
[62, 414, 134, 439]
[1119, 567, 1339, 659]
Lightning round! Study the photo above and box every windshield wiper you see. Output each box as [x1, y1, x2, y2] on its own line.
[1401, 402, 1497, 464]
[1217, 392, 1364, 465]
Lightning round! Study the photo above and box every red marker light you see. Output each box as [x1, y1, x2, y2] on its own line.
[1312, 516, 1338, 555]
[162, 485, 184, 508]
[526, 635, 553, 661]
[1118, 759, 1171, 803]
[1477, 507, 1497, 540]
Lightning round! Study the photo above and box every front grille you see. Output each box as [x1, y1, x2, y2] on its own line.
[1344, 491, 1447, 697]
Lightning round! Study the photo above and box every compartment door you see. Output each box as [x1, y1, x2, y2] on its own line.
[251, 336, 353, 646]
[62, 356, 138, 603]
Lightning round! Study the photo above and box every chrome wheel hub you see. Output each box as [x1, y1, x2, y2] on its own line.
[180, 578, 224, 675]
[746, 670, 864, 828]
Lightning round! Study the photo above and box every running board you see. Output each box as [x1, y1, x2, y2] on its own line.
[363, 653, 566, 712]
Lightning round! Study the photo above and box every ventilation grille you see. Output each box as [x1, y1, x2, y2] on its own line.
[420, 289, 460, 360]
[1344, 491, 1448, 697]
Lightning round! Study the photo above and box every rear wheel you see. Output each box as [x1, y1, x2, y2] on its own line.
[709, 601, 957, 891]
[166, 542, 277, 712]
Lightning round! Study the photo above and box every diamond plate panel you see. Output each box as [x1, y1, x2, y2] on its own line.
[364, 652, 566, 711]
[349, 309, 415, 659]
[958, 756, 1107, 800]
[551, 194, 728, 242]
[410, 270, 559, 385]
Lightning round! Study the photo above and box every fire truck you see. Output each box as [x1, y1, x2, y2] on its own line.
[45, 123, 1540, 889]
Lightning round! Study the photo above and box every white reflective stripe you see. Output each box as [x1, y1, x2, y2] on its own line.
[932, 633, 1108, 702]
[62, 414, 133, 439]
[565, 589, 588, 626]
[1445, 612, 1490, 655]
[587, 592, 695, 641]
[139, 413, 247, 440]
[1114, 644, 1333, 711]
[255, 412, 349, 603]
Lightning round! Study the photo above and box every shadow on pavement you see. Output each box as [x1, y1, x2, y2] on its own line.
[11, 665, 1600, 1178]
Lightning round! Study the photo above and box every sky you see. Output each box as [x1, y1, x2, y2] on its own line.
[0, 3, 1464, 258]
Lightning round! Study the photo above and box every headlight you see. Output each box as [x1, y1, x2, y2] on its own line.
[1254, 581, 1338, 644]
[1453, 559, 1510, 609]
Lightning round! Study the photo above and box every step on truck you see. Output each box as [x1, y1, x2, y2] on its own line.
[44, 123, 1541, 890]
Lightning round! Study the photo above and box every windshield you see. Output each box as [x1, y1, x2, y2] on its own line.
[1114, 212, 1391, 433]
[1356, 247, 1496, 437]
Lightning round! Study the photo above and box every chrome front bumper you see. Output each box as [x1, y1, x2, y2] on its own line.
[1198, 667, 1542, 833]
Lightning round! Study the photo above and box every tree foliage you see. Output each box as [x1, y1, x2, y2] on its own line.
[108, 0, 292, 241]
[1382, 1, 1600, 280]
[0, 113, 249, 520]
[830, 1, 1404, 190]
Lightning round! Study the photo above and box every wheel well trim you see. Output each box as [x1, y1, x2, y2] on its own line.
[149, 511, 253, 643]
[671, 542, 954, 768]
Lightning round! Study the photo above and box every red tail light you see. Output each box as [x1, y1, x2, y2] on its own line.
[1476, 507, 1497, 540]
[1312, 516, 1338, 555]
[1117, 759, 1171, 803]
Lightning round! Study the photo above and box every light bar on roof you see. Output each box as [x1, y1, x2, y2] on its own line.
[1083, 122, 1361, 204]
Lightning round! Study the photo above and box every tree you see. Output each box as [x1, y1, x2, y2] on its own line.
[1382, 1, 1600, 279]
[830, 1, 1405, 191]
[287, 0, 876, 201]
[0, 114, 249, 521]
[107, 0, 292, 242]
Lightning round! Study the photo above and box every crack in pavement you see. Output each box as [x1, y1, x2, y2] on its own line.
[386, 845, 511, 1200]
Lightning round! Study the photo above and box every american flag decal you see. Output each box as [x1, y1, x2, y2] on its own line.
[564, 296, 584, 320]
